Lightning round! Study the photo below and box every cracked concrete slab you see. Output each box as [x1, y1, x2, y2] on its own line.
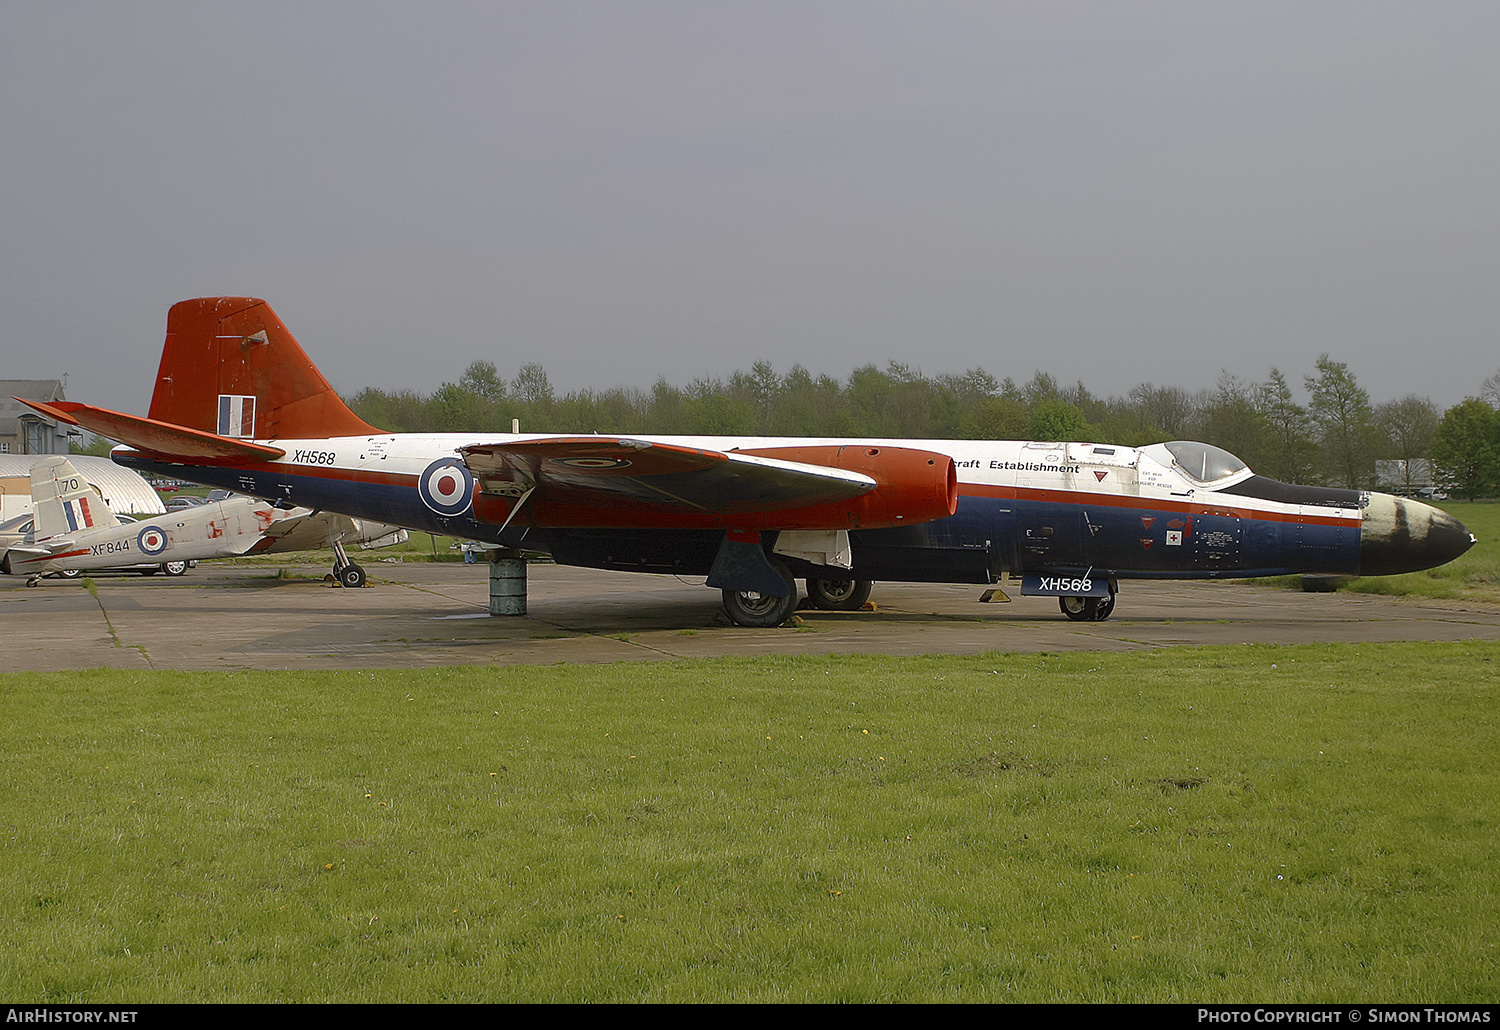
[3, 561, 1498, 672]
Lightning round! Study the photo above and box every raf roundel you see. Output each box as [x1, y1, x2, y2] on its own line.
[418, 458, 474, 516]
[137, 525, 168, 556]
[554, 457, 632, 470]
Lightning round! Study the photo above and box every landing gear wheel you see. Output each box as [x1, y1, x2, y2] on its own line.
[1059, 596, 1095, 621]
[722, 561, 797, 627]
[337, 563, 367, 589]
[1059, 594, 1116, 622]
[58, 568, 80, 579]
[805, 577, 873, 611]
[161, 561, 188, 577]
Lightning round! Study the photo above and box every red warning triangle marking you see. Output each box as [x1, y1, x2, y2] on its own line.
[1094, 470, 1108, 481]
[1140, 538, 1153, 550]
[1140, 516, 1155, 531]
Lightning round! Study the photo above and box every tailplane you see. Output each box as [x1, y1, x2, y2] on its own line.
[148, 298, 378, 440]
[30, 456, 121, 541]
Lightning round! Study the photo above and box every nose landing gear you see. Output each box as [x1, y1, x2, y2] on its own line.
[1059, 593, 1116, 621]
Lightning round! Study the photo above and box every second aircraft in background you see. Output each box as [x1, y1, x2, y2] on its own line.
[0, 455, 407, 586]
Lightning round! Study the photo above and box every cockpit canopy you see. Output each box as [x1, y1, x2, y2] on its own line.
[1142, 440, 1251, 485]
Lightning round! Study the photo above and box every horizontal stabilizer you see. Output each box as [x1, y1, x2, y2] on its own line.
[18, 398, 286, 463]
[5, 542, 69, 559]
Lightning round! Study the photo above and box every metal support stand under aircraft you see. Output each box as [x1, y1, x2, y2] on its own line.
[488, 547, 527, 616]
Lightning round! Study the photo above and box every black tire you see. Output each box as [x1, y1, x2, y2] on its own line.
[1300, 574, 1348, 593]
[58, 569, 81, 579]
[0, 552, 10, 575]
[1059, 594, 1116, 622]
[722, 560, 797, 627]
[338, 564, 367, 589]
[161, 561, 188, 577]
[1059, 596, 1096, 621]
[805, 577, 873, 611]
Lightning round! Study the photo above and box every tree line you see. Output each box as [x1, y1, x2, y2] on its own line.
[342, 358, 1500, 497]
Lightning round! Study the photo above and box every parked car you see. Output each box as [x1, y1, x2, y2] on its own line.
[166, 495, 209, 511]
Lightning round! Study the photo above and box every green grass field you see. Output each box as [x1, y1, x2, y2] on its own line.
[2, 642, 1495, 1002]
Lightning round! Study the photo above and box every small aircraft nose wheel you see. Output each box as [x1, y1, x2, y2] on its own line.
[161, 561, 188, 577]
[337, 563, 367, 589]
[1060, 594, 1115, 621]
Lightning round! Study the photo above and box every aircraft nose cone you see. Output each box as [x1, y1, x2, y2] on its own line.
[1360, 493, 1475, 576]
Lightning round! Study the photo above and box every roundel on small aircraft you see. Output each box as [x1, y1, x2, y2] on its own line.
[137, 525, 168, 556]
[418, 458, 474, 516]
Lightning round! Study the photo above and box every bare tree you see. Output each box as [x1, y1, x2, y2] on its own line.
[1373, 394, 1439, 494]
[1481, 370, 1500, 407]
[1128, 383, 1200, 440]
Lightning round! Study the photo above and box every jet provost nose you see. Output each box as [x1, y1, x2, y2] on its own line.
[1360, 493, 1475, 576]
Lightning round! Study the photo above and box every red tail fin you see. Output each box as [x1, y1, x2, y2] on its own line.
[147, 298, 379, 440]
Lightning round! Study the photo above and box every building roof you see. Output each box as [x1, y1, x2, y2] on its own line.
[0, 454, 166, 517]
[0, 380, 67, 437]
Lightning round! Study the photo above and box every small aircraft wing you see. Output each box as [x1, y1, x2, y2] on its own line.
[17, 398, 286, 463]
[459, 437, 876, 515]
[250, 509, 360, 553]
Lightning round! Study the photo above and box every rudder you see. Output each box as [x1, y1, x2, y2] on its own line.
[30, 456, 121, 541]
[147, 298, 378, 440]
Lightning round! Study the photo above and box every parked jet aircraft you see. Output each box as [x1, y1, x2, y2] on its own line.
[21, 297, 1475, 624]
[1, 454, 407, 586]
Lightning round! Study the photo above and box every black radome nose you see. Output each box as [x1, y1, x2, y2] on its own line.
[1360, 494, 1475, 577]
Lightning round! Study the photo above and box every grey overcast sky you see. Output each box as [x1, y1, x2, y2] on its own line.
[3, 1, 1497, 418]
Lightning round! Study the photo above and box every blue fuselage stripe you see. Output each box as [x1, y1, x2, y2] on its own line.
[120, 458, 1361, 579]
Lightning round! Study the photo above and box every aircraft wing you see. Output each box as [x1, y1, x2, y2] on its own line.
[460, 437, 876, 515]
[17, 398, 286, 463]
[250, 509, 361, 554]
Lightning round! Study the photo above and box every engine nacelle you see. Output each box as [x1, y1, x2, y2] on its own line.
[741, 445, 957, 529]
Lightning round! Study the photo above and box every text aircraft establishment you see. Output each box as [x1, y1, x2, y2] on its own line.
[1, 455, 408, 585]
[21, 298, 1475, 625]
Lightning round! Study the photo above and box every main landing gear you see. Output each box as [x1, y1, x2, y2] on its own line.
[804, 577, 873, 611]
[721, 560, 798, 628]
[722, 569, 878, 626]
